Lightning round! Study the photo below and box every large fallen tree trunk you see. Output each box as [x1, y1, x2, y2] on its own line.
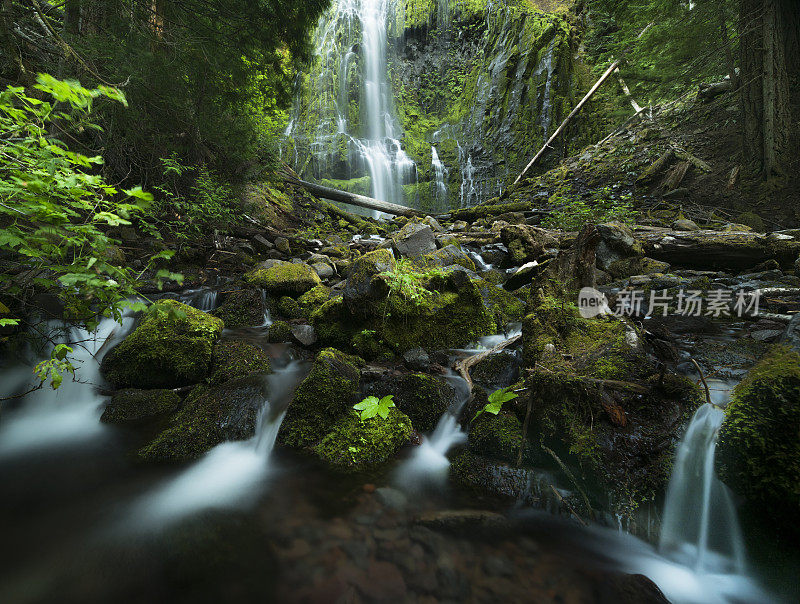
[289, 178, 423, 218]
[634, 227, 800, 270]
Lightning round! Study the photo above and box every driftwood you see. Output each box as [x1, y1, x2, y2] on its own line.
[455, 334, 522, 397]
[513, 22, 653, 185]
[698, 78, 733, 102]
[289, 178, 423, 218]
[615, 67, 642, 112]
[634, 227, 800, 270]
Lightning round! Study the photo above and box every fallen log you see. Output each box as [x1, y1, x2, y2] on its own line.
[288, 178, 422, 218]
[634, 228, 800, 270]
[456, 334, 522, 400]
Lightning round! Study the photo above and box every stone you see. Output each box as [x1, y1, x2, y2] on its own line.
[423, 215, 444, 232]
[672, 218, 700, 231]
[416, 244, 476, 271]
[213, 288, 265, 328]
[402, 347, 430, 372]
[342, 249, 395, 310]
[375, 487, 408, 511]
[208, 340, 271, 386]
[311, 262, 334, 279]
[291, 324, 318, 347]
[253, 234, 274, 252]
[243, 260, 322, 296]
[275, 236, 291, 254]
[470, 350, 520, 389]
[392, 222, 436, 258]
[101, 300, 223, 389]
[451, 220, 469, 232]
[268, 320, 292, 343]
[500, 224, 557, 264]
[101, 388, 180, 423]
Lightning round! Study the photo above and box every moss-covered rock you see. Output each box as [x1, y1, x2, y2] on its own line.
[717, 346, 800, 529]
[278, 348, 363, 449]
[101, 388, 180, 423]
[277, 295, 301, 319]
[472, 278, 525, 325]
[469, 411, 529, 464]
[351, 329, 395, 361]
[415, 244, 476, 271]
[243, 261, 321, 296]
[101, 300, 223, 389]
[342, 249, 395, 311]
[267, 320, 292, 343]
[138, 375, 270, 462]
[362, 372, 454, 432]
[500, 225, 558, 264]
[471, 350, 521, 389]
[313, 408, 413, 473]
[297, 285, 331, 317]
[209, 340, 271, 386]
[606, 257, 671, 280]
[212, 288, 265, 328]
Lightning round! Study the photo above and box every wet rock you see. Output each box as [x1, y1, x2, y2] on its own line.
[243, 260, 321, 296]
[415, 509, 507, 533]
[779, 313, 800, 353]
[213, 288, 265, 328]
[416, 244, 476, 270]
[101, 300, 223, 389]
[275, 236, 291, 254]
[138, 374, 270, 461]
[469, 411, 529, 464]
[252, 234, 274, 252]
[672, 218, 700, 231]
[362, 372, 455, 432]
[470, 350, 521, 389]
[392, 222, 436, 258]
[290, 324, 317, 347]
[296, 285, 331, 318]
[279, 348, 363, 448]
[342, 249, 395, 311]
[402, 347, 430, 371]
[101, 388, 180, 423]
[451, 220, 469, 232]
[717, 346, 800, 531]
[483, 555, 515, 577]
[312, 262, 334, 279]
[354, 561, 407, 601]
[500, 225, 557, 264]
[268, 320, 292, 343]
[209, 340, 271, 386]
[607, 257, 670, 280]
[595, 222, 640, 272]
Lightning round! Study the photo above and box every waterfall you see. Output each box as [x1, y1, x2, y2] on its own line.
[394, 370, 469, 491]
[431, 146, 448, 207]
[128, 362, 306, 528]
[659, 402, 747, 574]
[299, 0, 416, 216]
[0, 317, 133, 458]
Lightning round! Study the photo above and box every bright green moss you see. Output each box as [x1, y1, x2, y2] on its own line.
[718, 345, 800, 529]
[297, 285, 331, 317]
[277, 295, 301, 319]
[313, 408, 413, 473]
[243, 262, 321, 295]
[101, 300, 223, 389]
[213, 288, 265, 328]
[267, 320, 292, 343]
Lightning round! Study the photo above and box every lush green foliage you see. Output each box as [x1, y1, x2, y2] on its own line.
[381, 259, 447, 306]
[472, 386, 518, 422]
[0, 75, 178, 388]
[354, 394, 396, 421]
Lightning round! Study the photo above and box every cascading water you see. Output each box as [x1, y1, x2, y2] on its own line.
[659, 402, 747, 574]
[127, 361, 306, 529]
[296, 0, 416, 216]
[0, 316, 133, 458]
[394, 370, 469, 491]
[431, 146, 448, 208]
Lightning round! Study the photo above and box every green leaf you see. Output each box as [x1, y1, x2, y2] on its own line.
[0, 318, 19, 327]
[473, 387, 518, 422]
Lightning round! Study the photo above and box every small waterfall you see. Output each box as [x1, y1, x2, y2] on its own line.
[395, 370, 469, 491]
[0, 316, 133, 458]
[659, 403, 747, 574]
[180, 288, 219, 312]
[128, 362, 306, 528]
[431, 146, 448, 207]
[459, 154, 477, 208]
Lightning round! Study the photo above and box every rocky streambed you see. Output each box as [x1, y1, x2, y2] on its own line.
[2, 205, 799, 603]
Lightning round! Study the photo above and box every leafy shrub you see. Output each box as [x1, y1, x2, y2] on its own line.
[543, 188, 636, 230]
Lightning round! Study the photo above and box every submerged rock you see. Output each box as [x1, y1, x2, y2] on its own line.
[101, 300, 223, 389]
[717, 345, 800, 531]
[101, 388, 180, 423]
[243, 260, 321, 296]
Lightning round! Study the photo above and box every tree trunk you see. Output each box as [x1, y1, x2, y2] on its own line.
[64, 0, 81, 35]
[739, 0, 792, 179]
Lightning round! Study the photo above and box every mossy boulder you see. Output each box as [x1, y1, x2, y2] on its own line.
[277, 295, 301, 319]
[362, 372, 455, 432]
[415, 244, 476, 271]
[268, 320, 292, 343]
[313, 408, 413, 473]
[500, 225, 558, 264]
[297, 285, 331, 317]
[243, 261, 321, 296]
[717, 346, 800, 529]
[470, 350, 521, 389]
[343, 249, 395, 311]
[472, 278, 525, 325]
[138, 375, 270, 462]
[606, 257, 671, 280]
[209, 340, 271, 386]
[212, 288, 265, 328]
[100, 388, 180, 423]
[351, 329, 395, 361]
[278, 348, 364, 449]
[101, 300, 223, 389]
[469, 411, 529, 464]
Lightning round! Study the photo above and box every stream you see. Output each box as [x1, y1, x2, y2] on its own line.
[0, 291, 791, 603]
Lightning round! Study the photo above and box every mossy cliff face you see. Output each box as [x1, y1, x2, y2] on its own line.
[285, 0, 576, 211]
[717, 346, 800, 531]
[101, 300, 224, 389]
